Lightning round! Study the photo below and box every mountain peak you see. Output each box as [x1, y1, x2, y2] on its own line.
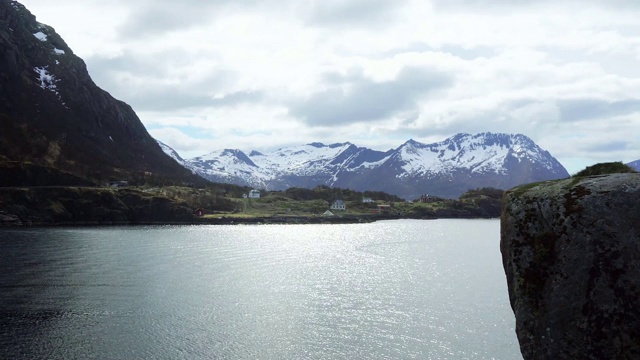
[403, 139, 422, 146]
[329, 142, 352, 148]
[627, 159, 640, 171]
[306, 142, 352, 149]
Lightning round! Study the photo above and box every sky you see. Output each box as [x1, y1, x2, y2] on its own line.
[18, 0, 640, 174]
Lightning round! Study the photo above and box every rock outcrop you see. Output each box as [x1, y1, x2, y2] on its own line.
[501, 173, 640, 359]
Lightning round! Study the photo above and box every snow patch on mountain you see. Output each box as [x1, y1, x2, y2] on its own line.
[33, 31, 47, 41]
[34, 66, 58, 91]
[157, 140, 193, 170]
[251, 142, 354, 176]
[393, 133, 554, 177]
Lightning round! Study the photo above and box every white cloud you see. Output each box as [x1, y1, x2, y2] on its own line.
[18, 0, 640, 174]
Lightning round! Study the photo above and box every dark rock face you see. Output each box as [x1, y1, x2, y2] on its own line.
[0, 0, 201, 184]
[0, 187, 195, 226]
[501, 174, 640, 359]
[0, 160, 93, 186]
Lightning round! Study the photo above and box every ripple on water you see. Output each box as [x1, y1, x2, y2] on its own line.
[0, 220, 520, 359]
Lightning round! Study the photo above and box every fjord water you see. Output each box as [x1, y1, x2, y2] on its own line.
[0, 219, 521, 359]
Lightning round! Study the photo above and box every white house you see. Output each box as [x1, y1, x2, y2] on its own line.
[248, 189, 261, 199]
[330, 199, 346, 211]
[108, 180, 128, 188]
[362, 197, 374, 203]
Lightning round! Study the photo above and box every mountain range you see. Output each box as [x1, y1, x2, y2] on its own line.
[159, 132, 570, 199]
[628, 160, 640, 171]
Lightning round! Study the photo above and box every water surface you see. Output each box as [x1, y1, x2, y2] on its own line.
[0, 219, 521, 359]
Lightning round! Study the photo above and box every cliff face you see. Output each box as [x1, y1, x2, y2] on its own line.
[0, 0, 202, 184]
[501, 174, 640, 359]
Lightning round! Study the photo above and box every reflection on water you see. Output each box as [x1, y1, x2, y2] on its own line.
[0, 220, 521, 359]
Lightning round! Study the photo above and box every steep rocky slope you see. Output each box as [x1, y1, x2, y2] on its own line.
[0, 0, 202, 185]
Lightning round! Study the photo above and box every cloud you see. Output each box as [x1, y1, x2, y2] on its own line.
[116, 0, 414, 40]
[127, 92, 216, 112]
[116, 0, 242, 39]
[437, 45, 497, 60]
[148, 127, 217, 157]
[303, 0, 409, 27]
[86, 52, 164, 77]
[430, 0, 640, 11]
[85, 51, 266, 111]
[586, 140, 632, 152]
[558, 99, 640, 122]
[289, 66, 453, 126]
[121, 89, 264, 112]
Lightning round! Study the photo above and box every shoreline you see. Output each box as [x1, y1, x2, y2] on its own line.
[0, 213, 402, 227]
[0, 212, 501, 228]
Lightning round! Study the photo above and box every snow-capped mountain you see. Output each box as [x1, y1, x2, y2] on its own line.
[157, 140, 189, 167]
[159, 133, 569, 199]
[628, 160, 640, 171]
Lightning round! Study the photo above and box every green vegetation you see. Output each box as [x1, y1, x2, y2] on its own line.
[203, 186, 504, 220]
[0, 158, 505, 225]
[194, 185, 414, 220]
[395, 187, 504, 219]
[282, 185, 403, 203]
[142, 186, 235, 212]
[573, 161, 637, 177]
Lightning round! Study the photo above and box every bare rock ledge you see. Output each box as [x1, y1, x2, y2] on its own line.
[501, 173, 640, 359]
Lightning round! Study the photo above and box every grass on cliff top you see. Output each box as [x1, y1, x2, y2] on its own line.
[508, 161, 638, 197]
[573, 161, 637, 177]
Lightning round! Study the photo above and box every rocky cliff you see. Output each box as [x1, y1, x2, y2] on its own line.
[0, 0, 203, 185]
[501, 174, 640, 359]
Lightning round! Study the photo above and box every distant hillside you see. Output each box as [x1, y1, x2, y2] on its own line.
[0, 0, 205, 185]
[628, 160, 640, 171]
[161, 132, 569, 199]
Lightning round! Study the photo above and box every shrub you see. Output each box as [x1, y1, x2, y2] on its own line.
[573, 162, 637, 177]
